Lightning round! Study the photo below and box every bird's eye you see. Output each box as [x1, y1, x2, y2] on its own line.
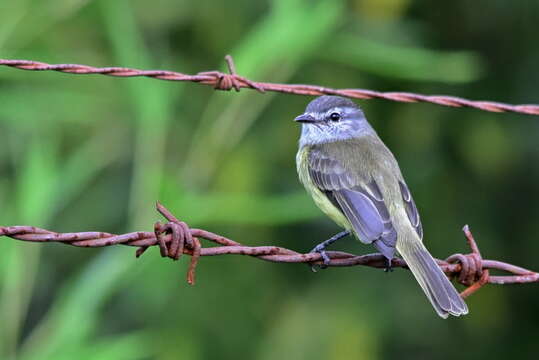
[329, 112, 341, 121]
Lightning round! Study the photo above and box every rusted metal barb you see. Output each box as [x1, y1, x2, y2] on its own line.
[1, 56, 538, 115]
[1, 203, 537, 295]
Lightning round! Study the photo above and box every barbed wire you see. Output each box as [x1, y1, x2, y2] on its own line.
[1, 202, 537, 298]
[1, 55, 538, 115]
[1, 55, 538, 299]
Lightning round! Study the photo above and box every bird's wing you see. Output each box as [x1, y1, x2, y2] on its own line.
[308, 147, 397, 257]
[398, 180, 423, 240]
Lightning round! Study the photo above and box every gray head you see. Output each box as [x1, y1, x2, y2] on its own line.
[295, 96, 375, 147]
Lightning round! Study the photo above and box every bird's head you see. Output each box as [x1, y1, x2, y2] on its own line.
[295, 96, 374, 147]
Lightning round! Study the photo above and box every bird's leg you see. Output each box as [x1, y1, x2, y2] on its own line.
[310, 230, 351, 271]
[384, 257, 394, 273]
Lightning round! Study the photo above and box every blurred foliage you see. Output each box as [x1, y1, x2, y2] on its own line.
[1, 0, 538, 359]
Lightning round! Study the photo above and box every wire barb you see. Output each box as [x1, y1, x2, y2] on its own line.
[1, 203, 538, 295]
[197, 55, 265, 92]
[446, 225, 491, 298]
[1, 56, 537, 115]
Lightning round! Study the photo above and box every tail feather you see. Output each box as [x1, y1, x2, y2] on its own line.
[398, 240, 468, 318]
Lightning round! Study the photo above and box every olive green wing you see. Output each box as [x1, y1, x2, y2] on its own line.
[398, 180, 423, 240]
[307, 147, 397, 258]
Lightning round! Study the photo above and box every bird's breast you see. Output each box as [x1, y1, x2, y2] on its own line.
[296, 146, 353, 230]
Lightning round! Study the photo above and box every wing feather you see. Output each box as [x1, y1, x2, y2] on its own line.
[399, 181, 423, 240]
[308, 147, 397, 257]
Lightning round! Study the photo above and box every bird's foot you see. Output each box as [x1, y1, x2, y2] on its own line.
[310, 243, 332, 272]
[384, 257, 394, 273]
[309, 230, 351, 272]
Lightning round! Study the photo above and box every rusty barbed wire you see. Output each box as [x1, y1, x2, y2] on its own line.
[1, 202, 537, 298]
[1, 55, 538, 115]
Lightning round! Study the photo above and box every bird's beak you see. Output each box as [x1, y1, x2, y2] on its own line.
[294, 113, 316, 123]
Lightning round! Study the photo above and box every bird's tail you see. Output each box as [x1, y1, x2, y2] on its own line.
[397, 232, 468, 319]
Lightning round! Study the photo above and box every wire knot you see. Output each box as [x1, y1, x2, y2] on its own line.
[153, 221, 193, 260]
[445, 225, 490, 298]
[197, 55, 265, 93]
[446, 252, 483, 286]
[136, 204, 201, 285]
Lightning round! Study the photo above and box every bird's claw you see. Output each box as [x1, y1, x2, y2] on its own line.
[309, 244, 332, 272]
[308, 230, 351, 272]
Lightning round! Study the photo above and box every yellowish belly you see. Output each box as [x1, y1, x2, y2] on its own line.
[296, 146, 352, 230]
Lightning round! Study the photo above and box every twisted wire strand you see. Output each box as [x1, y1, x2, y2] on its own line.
[1, 203, 537, 297]
[1, 55, 538, 297]
[1, 56, 538, 115]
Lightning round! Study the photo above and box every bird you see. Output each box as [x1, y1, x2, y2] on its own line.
[295, 95, 468, 318]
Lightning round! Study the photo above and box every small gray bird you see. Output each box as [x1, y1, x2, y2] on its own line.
[295, 95, 468, 318]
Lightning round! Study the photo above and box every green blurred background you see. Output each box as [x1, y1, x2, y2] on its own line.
[1, 0, 538, 359]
